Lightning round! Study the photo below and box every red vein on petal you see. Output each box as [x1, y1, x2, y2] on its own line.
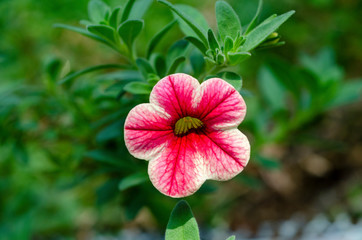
[163, 86, 182, 119]
[198, 90, 235, 120]
[125, 128, 173, 131]
[168, 136, 184, 195]
[195, 133, 229, 174]
[201, 130, 245, 168]
[169, 75, 185, 117]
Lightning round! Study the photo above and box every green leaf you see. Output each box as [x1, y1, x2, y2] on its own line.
[233, 34, 246, 49]
[121, 0, 135, 22]
[326, 79, 362, 108]
[227, 52, 251, 65]
[204, 57, 216, 65]
[45, 58, 62, 81]
[216, 51, 226, 65]
[85, 149, 133, 169]
[119, 172, 148, 191]
[217, 71, 243, 91]
[129, 0, 153, 20]
[245, 0, 263, 34]
[300, 48, 343, 84]
[167, 56, 186, 75]
[118, 20, 144, 50]
[136, 58, 156, 80]
[53, 24, 113, 48]
[185, 36, 207, 54]
[88, 0, 110, 23]
[87, 24, 115, 43]
[256, 41, 285, 50]
[241, 10, 295, 52]
[151, 54, 167, 77]
[80, 19, 94, 25]
[167, 40, 189, 63]
[258, 66, 286, 110]
[123, 82, 153, 95]
[158, 0, 208, 46]
[173, 4, 209, 38]
[96, 120, 124, 142]
[224, 36, 234, 54]
[165, 200, 200, 240]
[147, 20, 177, 58]
[207, 29, 219, 51]
[98, 70, 142, 82]
[226, 236, 236, 240]
[216, 0, 242, 41]
[109, 7, 122, 29]
[147, 73, 160, 85]
[58, 64, 129, 85]
[91, 109, 129, 128]
[190, 51, 205, 78]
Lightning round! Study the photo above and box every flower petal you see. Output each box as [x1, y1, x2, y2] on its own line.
[150, 73, 201, 119]
[197, 129, 250, 180]
[124, 103, 174, 160]
[148, 133, 206, 198]
[197, 78, 246, 130]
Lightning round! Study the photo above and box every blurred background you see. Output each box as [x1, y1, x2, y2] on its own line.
[1, 0, 361, 239]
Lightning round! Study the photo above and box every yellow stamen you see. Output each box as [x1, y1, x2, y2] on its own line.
[174, 116, 204, 136]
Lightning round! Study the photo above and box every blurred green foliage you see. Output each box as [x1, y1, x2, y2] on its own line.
[0, 0, 361, 239]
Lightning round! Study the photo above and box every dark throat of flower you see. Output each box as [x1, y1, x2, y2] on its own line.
[174, 116, 204, 136]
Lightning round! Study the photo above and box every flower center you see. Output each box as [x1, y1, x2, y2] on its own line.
[174, 116, 204, 136]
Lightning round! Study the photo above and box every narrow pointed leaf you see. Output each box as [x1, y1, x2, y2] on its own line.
[109, 7, 121, 29]
[88, 0, 110, 23]
[58, 64, 129, 85]
[87, 24, 115, 43]
[165, 200, 200, 240]
[167, 56, 186, 75]
[258, 66, 286, 110]
[174, 4, 209, 38]
[121, 0, 136, 22]
[123, 82, 153, 95]
[207, 29, 219, 51]
[158, 0, 208, 46]
[151, 54, 167, 77]
[228, 52, 251, 65]
[167, 40, 189, 63]
[241, 10, 295, 52]
[216, 1, 241, 41]
[80, 19, 93, 26]
[190, 51, 205, 78]
[85, 149, 133, 169]
[96, 120, 124, 142]
[224, 36, 234, 54]
[185, 36, 207, 54]
[54, 24, 110, 46]
[118, 20, 144, 50]
[147, 20, 177, 58]
[245, 0, 263, 34]
[136, 58, 156, 80]
[129, 0, 153, 20]
[256, 41, 285, 50]
[326, 79, 362, 108]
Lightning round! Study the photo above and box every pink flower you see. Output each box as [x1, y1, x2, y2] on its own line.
[124, 73, 250, 198]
